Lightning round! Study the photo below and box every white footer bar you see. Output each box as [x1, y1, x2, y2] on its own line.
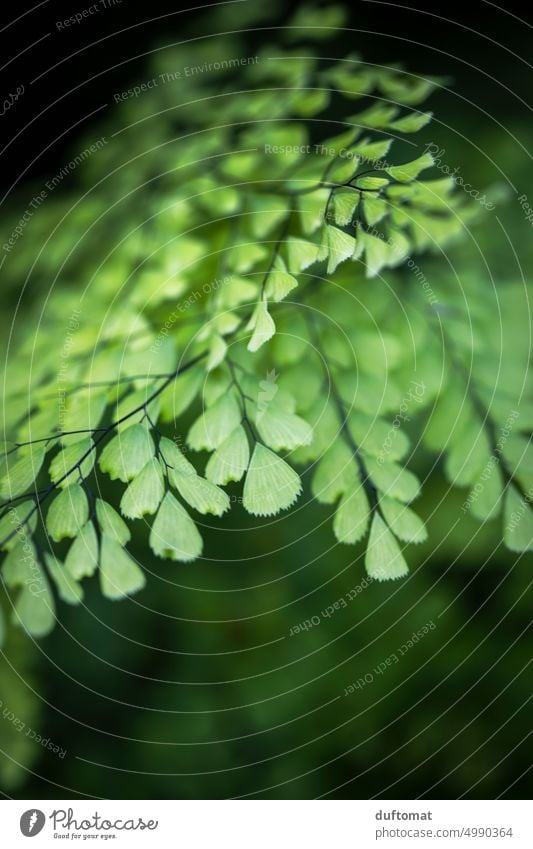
[1, 799, 531, 847]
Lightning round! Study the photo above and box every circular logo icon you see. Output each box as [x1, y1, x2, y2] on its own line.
[20, 810, 46, 837]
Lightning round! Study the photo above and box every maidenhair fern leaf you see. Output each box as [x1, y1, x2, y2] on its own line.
[333, 486, 370, 544]
[205, 426, 250, 484]
[243, 444, 302, 516]
[390, 111, 433, 133]
[44, 552, 83, 605]
[13, 564, 56, 637]
[325, 225, 357, 274]
[95, 500, 130, 546]
[170, 473, 230, 516]
[65, 521, 99, 579]
[149, 492, 203, 561]
[120, 458, 165, 519]
[99, 535, 146, 600]
[187, 393, 241, 451]
[99, 424, 155, 482]
[247, 300, 276, 353]
[255, 408, 313, 451]
[365, 513, 410, 581]
[379, 497, 427, 544]
[0, 447, 45, 500]
[46, 484, 89, 542]
[265, 258, 298, 302]
[385, 152, 434, 183]
[0, 501, 37, 550]
[503, 486, 533, 552]
[0, 21, 517, 643]
[49, 438, 95, 487]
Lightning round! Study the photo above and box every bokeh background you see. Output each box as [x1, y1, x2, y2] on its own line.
[0, 0, 532, 799]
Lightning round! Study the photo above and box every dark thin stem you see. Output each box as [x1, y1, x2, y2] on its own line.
[306, 314, 380, 515]
[260, 217, 292, 298]
[227, 360, 260, 442]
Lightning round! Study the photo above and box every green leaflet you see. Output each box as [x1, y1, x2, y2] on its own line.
[351, 103, 399, 129]
[503, 486, 533, 553]
[13, 562, 56, 637]
[150, 492, 203, 561]
[187, 393, 241, 452]
[311, 441, 358, 504]
[247, 300, 276, 353]
[207, 333, 227, 372]
[328, 156, 358, 184]
[49, 438, 96, 487]
[3, 540, 39, 588]
[99, 424, 155, 482]
[0, 447, 45, 500]
[205, 426, 250, 484]
[46, 484, 89, 542]
[333, 189, 359, 226]
[159, 367, 203, 422]
[385, 152, 434, 183]
[228, 242, 267, 274]
[365, 513, 409, 581]
[0, 501, 37, 550]
[265, 257, 298, 302]
[298, 188, 331, 235]
[444, 421, 491, 487]
[249, 194, 290, 238]
[44, 552, 83, 605]
[348, 413, 410, 462]
[333, 486, 370, 544]
[243, 443, 302, 516]
[285, 237, 319, 273]
[364, 457, 421, 503]
[159, 437, 196, 476]
[355, 176, 389, 191]
[362, 196, 388, 226]
[99, 535, 146, 600]
[322, 66, 373, 100]
[467, 465, 503, 522]
[325, 225, 356, 274]
[390, 111, 433, 133]
[360, 231, 391, 278]
[353, 138, 393, 161]
[120, 458, 165, 519]
[61, 392, 107, 445]
[255, 408, 313, 451]
[170, 472, 230, 516]
[65, 521, 99, 579]
[379, 497, 427, 544]
[379, 75, 437, 106]
[95, 500, 130, 546]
